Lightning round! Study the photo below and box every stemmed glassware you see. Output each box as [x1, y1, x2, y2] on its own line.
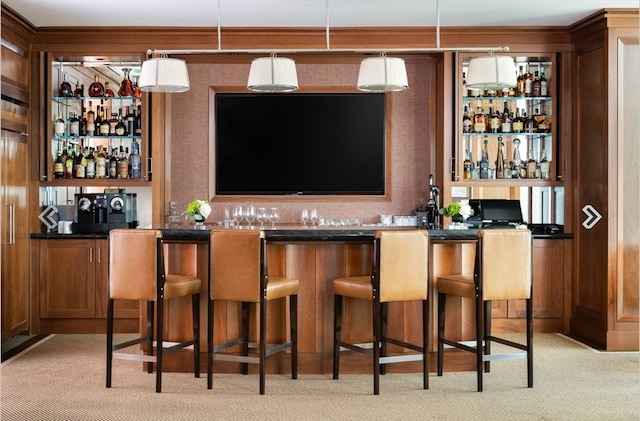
[300, 209, 309, 225]
[233, 205, 244, 228]
[268, 207, 279, 229]
[244, 205, 256, 228]
[309, 208, 318, 226]
[256, 207, 268, 229]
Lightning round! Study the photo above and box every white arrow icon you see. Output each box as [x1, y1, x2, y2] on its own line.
[39, 205, 59, 231]
[582, 204, 602, 230]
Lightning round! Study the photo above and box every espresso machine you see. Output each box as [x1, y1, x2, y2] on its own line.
[73, 192, 138, 233]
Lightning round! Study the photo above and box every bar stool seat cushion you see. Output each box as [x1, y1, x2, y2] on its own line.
[266, 277, 300, 300]
[164, 274, 202, 299]
[436, 274, 475, 299]
[333, 276, 372, 301]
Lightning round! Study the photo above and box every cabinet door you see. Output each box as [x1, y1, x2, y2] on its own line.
[1, 130, 30, 340]
[94, 239, 139, 319]
[509, 239, 564, 320]
[39, 240, 96, 318]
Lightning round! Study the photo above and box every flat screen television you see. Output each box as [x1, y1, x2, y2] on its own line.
[470, 199, 525, 225]
[214, 92, 386, 195]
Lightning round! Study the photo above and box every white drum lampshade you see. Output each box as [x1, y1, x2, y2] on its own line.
[247, 55, 299, 92]
[138, 57, 190, 93]
[357, 55, 408, 92]
[466, 55, 517, 90]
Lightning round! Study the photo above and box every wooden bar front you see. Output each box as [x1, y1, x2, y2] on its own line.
[155, 228, 566, 374]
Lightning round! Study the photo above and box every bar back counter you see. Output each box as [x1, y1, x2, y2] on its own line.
[31, 225, 572, 374]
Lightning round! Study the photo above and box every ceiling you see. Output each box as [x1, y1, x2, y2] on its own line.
[3, 0, 638, 29]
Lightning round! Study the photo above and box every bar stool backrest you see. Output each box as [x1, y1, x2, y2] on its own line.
[209, 229, 266, 303]
[109, 229, 161, 301]
[477, 229, 532, 301]
[375, 230, 429, 303]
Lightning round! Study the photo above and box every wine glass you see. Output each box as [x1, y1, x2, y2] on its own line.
[268, 207, 279, 229]
[245, 205, 256, 228]
[300, 209, 309, 225]
[309, 208, 318, 226]
[256, 207, 268, 229]
[233, 205, 244, 228]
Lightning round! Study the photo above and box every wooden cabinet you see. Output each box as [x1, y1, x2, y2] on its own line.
[1, 43, 31, 342]
[35, 238, 138, 333]
[569, 10, 639, 350]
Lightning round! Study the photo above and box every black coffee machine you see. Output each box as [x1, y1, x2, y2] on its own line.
[74, 192, 138, 233]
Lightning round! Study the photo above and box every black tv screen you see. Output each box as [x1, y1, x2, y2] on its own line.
[214, 92, 386, 195]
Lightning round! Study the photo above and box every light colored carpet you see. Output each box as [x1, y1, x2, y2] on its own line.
[1, 333, 638, 420]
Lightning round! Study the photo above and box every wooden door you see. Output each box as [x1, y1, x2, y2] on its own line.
[39, 240, 96, 318]
[1, 130, 30, 340]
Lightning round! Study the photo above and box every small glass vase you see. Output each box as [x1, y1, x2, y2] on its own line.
[194, 221, 205, 230]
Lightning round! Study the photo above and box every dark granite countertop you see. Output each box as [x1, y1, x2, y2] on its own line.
[31, 225, 572, 242]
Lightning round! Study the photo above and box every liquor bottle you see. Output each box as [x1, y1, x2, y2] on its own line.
[462, 105, 471, 133]
[126, 105, 135, 136]
[68, 113, 79, 137]
[117, 145, 129, 179]
[526, 147, 537, 179]
[109, 147, 118, 179]
[80, 112, 87, 136]
[74, 145, 85, 179]
[133, 76, 142, 98]
[53, 144, 65, 179]
[539, 69, 548, 97]
[54, 113, 65, 136]
[95, 146, 107, 179]
[516, 65, 526, 97]
[537, 113, 551, 133]
[129, 140, 141, 179]
[65, 144, 74, 179]
[115, 111, 127, 136]
[511, 138, 523, 178]
[104, 82, 115, 98]
[463, 148, 474, 179]
[524, 64, 533, 97]
[73, 84, 84, 98]
[118, 68, 135, 97]
[489, 104, 501, 133]
[539, 148, 550, 179]
[94, 105, 103, 136]
[532, 70, 541, 97]
[512, 108, 524, 133]
[59, 73, 73, 97]
[88, 74, 105, 97]
[524, 110, 536, 133]
[86, 101, 95, 136]
[501, 101, 512, 133]
[85, 147, 95, 179]
[495, 137, 505, 179]
[479, 138, 490, 179]
[108, 112, 118, 136]
[134, 105, 142, 136]
[99, 107, 110, 136]
[473, 106, 486, 133]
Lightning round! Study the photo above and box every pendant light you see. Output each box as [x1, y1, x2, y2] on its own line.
[466, 52, 517, 90]
[357, 52, 409, 92]
[247, 53, 299, 92]
[138, 55, 190, 93]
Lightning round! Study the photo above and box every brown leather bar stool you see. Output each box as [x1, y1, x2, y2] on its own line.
[106, 229, 201, 393]
[437, 228, 533, 392]
[208, 229, 299, 395]
[333, 230, 430, 395]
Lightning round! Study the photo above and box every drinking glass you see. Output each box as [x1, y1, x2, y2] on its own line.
[256, 207, 268, 229]
[309, 208, 318, 226]
[245, 205, 256, 228]
[300, 209, 309, 225]
[268, 207, 279, 229]
[233, 205, 244, 228]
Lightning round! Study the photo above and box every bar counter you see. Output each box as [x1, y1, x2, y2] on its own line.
[31, 225, 571, 374]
